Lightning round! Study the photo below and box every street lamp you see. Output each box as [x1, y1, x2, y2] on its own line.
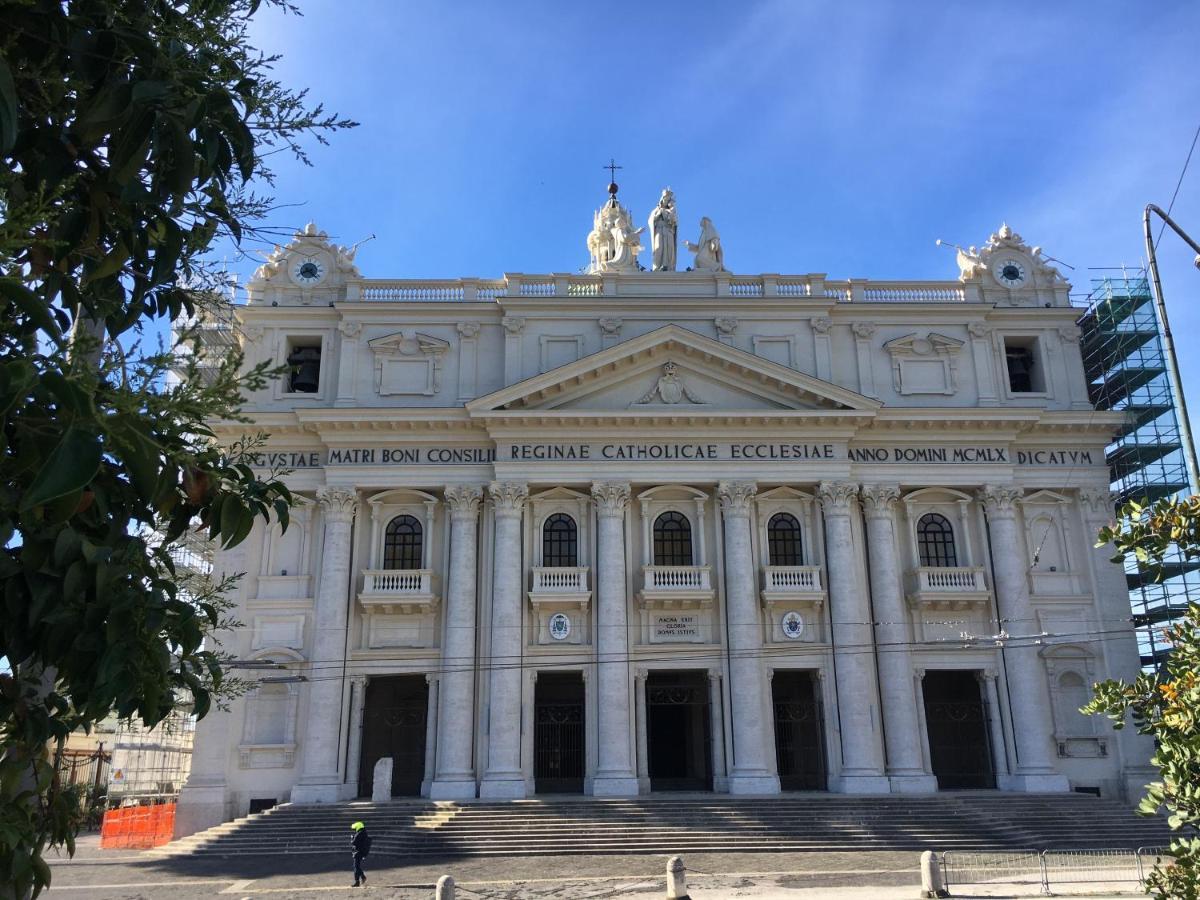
[1143, 203, 1200, 493]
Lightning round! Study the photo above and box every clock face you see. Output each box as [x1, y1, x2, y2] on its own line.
[291, 257, 326, 286]
[994, 257, 1028, 288]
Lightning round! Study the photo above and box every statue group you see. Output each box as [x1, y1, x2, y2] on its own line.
[587, 188, 725, 274]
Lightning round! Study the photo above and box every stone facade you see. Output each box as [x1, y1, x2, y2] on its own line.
[175, 216, 1153, 837]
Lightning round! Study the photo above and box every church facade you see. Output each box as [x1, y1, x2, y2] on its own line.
[176, 197, 1153, 837]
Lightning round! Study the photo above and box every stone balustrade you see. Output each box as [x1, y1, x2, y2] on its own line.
[530, 566, 590, 594]
[342, 273, 981, 303]
[762, 565, 824, 594]
[905, 566, 991, 610]
[643, 565, 713, 592]
[358, 569, 438, 614]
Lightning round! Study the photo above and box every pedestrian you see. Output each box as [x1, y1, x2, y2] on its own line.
[350, 820, 372, 887]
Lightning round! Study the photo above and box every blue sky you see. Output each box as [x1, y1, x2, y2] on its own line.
[231, 0, 1200, 401]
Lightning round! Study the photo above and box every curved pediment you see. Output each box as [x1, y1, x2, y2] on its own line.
[468, 325, 878, 416]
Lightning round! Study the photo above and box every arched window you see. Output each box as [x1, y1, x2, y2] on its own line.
[767, 513, 804, 566]
[653, 511, 693, 566]
[917, 513, 957, 567]
[383, 515, 423, 570]
[542, 513, 578, 568]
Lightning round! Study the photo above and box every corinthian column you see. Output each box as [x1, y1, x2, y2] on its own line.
[860, 484, 937, 793]
[479, 482, 529, 799]
[979, 485, 1068, 791]
[819, 481, 889, 793]
[718, 481, 780, 794]
[1078, 487, 1157, 798]
[430, 484, 483, 799]
[292, 488, 357, 803]
[590, 482, 639, 795]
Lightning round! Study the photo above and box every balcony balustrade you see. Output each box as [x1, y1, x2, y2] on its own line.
[907, 565, 990, 610]
[638, 565, 715, 609]
[528, 566, 591, 609]
[358, 569, 438, 615]
[760, 565, 826, 609]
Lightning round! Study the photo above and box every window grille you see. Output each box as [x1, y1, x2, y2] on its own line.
[917, 513, 958, 567]
[767, 512, 804, 566]
[383, 515, 423, 570]
[542, 513, 578, 567]
[653, 511, 694, 566]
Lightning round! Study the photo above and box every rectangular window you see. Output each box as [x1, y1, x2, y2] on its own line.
[1003, 336, 1043, 393]
[285, 337, 322, 393]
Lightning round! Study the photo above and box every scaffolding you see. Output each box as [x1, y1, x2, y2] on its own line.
[106, 705, 195, 806]
[1077, 270, 1200, 669]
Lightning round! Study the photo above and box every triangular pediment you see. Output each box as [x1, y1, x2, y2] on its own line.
[468, 325, 879, 414]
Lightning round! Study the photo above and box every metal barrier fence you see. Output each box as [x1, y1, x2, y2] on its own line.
[941, 850, 1043, 891]
[942, 846, 1177, 895]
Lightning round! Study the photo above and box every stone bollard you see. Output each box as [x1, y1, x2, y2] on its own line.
[371, 757, 393, 803]
[666, 855, 689, 899]
[919, 850, 949, 898]
[435, 874, 455, 900]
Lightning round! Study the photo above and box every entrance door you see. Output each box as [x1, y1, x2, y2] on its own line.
[646, 671, 712, 791]
[534, 672, 585, 793]
[772, 670, 826, 790]
[358, 675, 428, 798]
[922, 670, 995, 790]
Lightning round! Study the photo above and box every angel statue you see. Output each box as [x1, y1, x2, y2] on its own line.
[685, 217, 725, 272]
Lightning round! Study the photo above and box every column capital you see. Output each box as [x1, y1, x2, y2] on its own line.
[818, 480, 859, 515]
[444, 484, 484, 521]
[425, 672, 439, 686]
[350, 674, 368, 688]
[860, 483, 901, 519]
[914, 667, 926, 680]
[979, 484, 1023, 518]
[316, 487, 357, 523]
[707, 670, 722, 686]
[634, 666, 647, 684]
[976, 668, 999, 682]
[1078, 487, 1117, 525]
[717, 481, 757, 517]
[488, 481, 528, 518]
[591, 481, 631, 518]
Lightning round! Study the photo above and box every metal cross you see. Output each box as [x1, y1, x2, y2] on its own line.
[604, 158, 622, 182]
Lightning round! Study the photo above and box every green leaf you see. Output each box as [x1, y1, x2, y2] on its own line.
[0, 278, 63, 344]
[20, 427, 102, 511]
[0, 51, 17, 154]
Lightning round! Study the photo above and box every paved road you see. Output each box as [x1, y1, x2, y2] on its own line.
[44, 837, 1142, 898]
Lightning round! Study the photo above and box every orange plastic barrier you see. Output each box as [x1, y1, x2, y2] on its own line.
[100, 802, 176, 849]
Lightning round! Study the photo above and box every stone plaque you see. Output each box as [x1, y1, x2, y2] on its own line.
[651, 614, 703, 643]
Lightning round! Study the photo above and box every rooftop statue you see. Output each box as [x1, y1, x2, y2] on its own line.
[587, 198, 644, 273]
[648, 188, 678, 272]
[685, 217, 725, 272]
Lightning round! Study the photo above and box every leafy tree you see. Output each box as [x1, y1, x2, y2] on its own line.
[0, 0, 353, 894]
[1087, 496, 1200, 900]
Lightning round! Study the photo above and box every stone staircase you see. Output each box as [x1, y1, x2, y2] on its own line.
[161, 794, 1175, 858]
